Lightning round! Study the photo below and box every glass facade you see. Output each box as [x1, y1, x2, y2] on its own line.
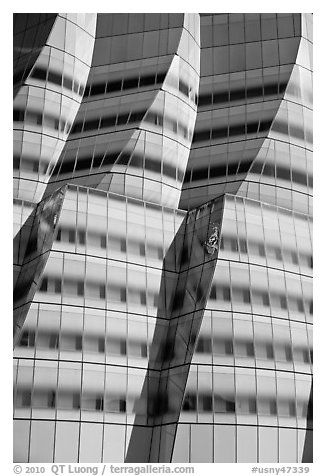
[13, 13, 312, 463]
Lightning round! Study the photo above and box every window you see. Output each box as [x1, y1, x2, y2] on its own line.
[246, 342, 255, 357]
[239, 239, 248, 254]
[95, 397, 104, 411]
[76, 336, 83, 351]
[68, 230, 75, 243]
[291, 251, 299, 265]
[49, 333, 59, 349]
[280, 295, 288, 310]
[266, 343, 274, 359]
[262, 292, 270, 307]
[98, 338, 105, 353]
[200, 395, 213, 412]
[248, 398, 257, 414]
[209, 284, 216, 299]
[182, 394, 197, 412]
[56, 228, 62, 241]
[19, 331, 35, 347]
[120, 239, 126, 253]
[309, 255, 313, 268]
[54, 279, 62, 294]
[235, 340, 251, 357]
[78, 231, 86, 245]
[284, 345, 293, 362]
[33, 390, 56, 409]
[99, 285, 106, 300]
[153, 293, 159, 308]
[297, 299, 304, 313]
[106, 398, 126, 413]
[302, 349, 310, 363]
[223, 287, 231, 301]
[225, 340, 234, 355]
[243, 289, 251, 304]
[269, 399, 277, 415]
[258, 244, 266, 257]
[57, 392, 80, 410]
[31, 67, 47, 81]
[77, 282, 84, 296]
[309, 300, 313, 315]
[120, 340, 127, 355]
[72, 393, 80, 409]
[120, 287, 127, 302]
[17, 390, 31, 407]
[141, 343, 147, 358]
[289, 400, 296, 417]
[237, 397, 257, 414]
[40, 277, 48, 292]
[100, 235, 106, 249]
[196, 337, 212, 353]
[140, 291, 147, 306]
[13, 108, 24, 122]
[230, 238, 238, 252]
[259, 397, 277, 415]
[214, 396, 235, 413]
[48, 391, 56, 408]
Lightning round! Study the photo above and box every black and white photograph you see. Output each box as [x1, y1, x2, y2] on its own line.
[12, 12, 313, 467]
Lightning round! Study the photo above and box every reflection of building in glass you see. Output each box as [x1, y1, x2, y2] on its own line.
[13, 13, 312, 463]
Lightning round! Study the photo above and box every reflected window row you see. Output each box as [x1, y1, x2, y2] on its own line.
[192, 118, 272, 144]
[209, 284, 312, 315]
[53, 148, 184, 181]
[84, 71, 166, 98]
[29, 66, 84, 96]
[219, 234, 312, 269]
[15, 387, 309, 419]
[185, 157, 313, 190]
[198, 81, 287, 108]
[250, 160, 313, 188]
[18, 329, 148, 358]
[54, 150, 121, 176]
[38, 276, 159, 307]
[195, 335, 312, 365]
[69, 107, 192, 142]
[13, 108, 72, 135]
[15, 389, 128, 414]
[182, 392, 310, 419]
[69, 109, 145, 135]
[55, 226, 164, 260]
